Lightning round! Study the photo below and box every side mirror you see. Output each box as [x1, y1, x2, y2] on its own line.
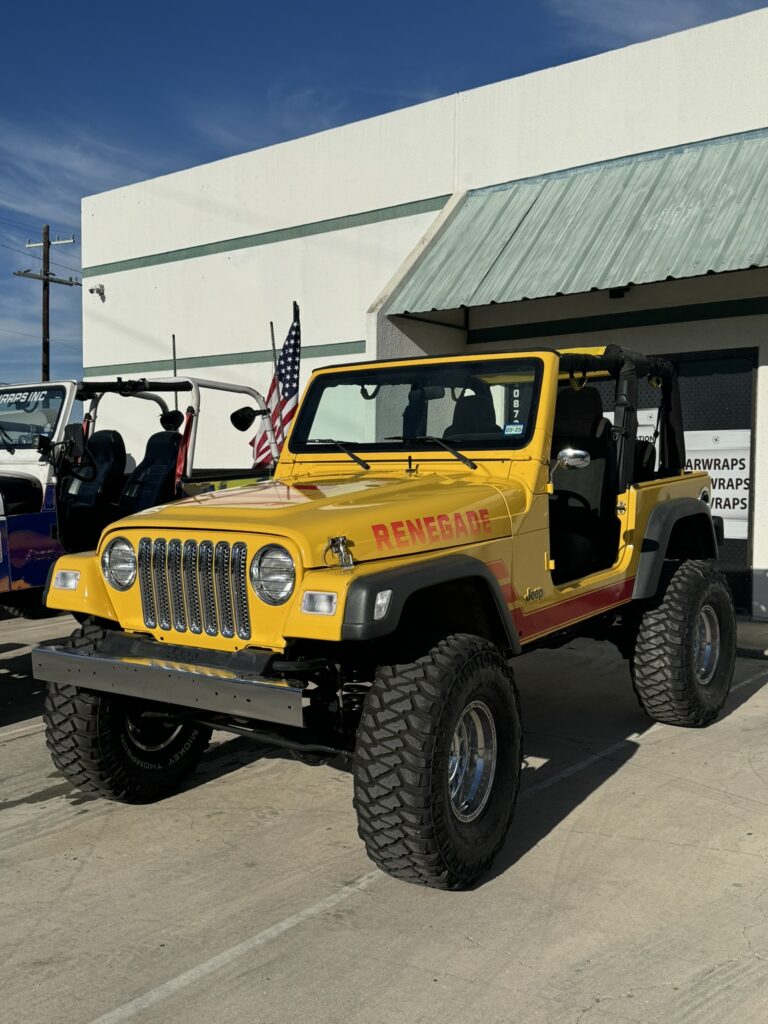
[230, 406, 259, 432]
[556, 447, 590, 470]
[37, 434, 52, 457]
[63, 423, 85, 458]
[160, 409, 185, 432]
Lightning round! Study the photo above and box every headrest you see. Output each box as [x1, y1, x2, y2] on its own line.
[160, 409, 185, 432]
[553, 386, 605, 440]
[87, 430, 126, 457]
[449, 393, 499, 435]
[144, 431, 182, 460]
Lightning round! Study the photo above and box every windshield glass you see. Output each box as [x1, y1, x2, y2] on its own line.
[290, 358, 542, 454]
[0, 385, 67, 449]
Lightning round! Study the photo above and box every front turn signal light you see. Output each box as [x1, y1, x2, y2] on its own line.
[54, 570, 80, 590]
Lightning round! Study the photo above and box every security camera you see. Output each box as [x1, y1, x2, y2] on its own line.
[88, 284, 106, 301]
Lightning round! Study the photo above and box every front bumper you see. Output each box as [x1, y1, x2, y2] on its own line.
[32, 632, 305, 728]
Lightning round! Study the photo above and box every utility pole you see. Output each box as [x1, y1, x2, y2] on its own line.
[13, 225, 79, 381]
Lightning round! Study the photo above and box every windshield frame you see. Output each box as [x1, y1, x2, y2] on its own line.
[0, 384, 71, 451]
[289, 356, 544, 457]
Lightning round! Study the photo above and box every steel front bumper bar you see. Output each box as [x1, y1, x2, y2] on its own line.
[32, 634, 305, 728]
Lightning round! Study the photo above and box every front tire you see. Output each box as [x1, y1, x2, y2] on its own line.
[632, 559, 736, 727]
[44, 683, 211, 802]
[353, 634, 522, 889]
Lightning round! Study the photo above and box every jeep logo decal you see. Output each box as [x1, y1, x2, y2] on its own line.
[372, 509, 492, 550]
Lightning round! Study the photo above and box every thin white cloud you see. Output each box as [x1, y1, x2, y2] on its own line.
[543, 0, 766, 48]
[0, 117, 165, 230]
[189, 83, 350, 156]
[189, 79, 447, 159]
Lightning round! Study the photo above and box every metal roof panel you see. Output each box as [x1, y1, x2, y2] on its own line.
[387, 130, 768, 315]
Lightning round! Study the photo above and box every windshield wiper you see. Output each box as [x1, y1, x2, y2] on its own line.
[308, 439, 370, 470]
[0, 426, 16, 455]
[386, 435, 477, 470]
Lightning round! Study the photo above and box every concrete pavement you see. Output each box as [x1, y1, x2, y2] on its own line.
[2, 614, 768, 1024]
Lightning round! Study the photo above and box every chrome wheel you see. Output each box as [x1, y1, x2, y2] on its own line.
[448, 700, 497, 823]
[693, 604, 720, 686]
[125, 716, 184, 752]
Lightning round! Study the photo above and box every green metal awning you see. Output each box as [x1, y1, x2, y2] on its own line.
[387, 129, 768, 315]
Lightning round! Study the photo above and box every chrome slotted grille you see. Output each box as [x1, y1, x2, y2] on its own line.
[214, 541, 235, 639]
[231, 542, 251, 640]
[153, 539, 171, 631]
[199, 541, 217, 636]
[183, 540, 202, 634]
[138, 538, 156, 629]
[138, 537, 251, 641]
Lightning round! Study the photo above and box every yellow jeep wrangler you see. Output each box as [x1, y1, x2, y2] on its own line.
[33, 344, 736, 888]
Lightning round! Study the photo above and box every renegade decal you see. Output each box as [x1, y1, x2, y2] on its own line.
[372, 508, 492, 550]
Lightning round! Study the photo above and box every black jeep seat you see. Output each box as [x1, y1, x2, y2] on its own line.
[59, 430, 127, 550]
[443, 393, 501, 440]
[549, 386, 619, 584]
[119, 430, 182, 516]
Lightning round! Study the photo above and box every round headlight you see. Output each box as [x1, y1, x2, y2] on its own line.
[250, 545, 295, 605]
[101, 537, 137, 591]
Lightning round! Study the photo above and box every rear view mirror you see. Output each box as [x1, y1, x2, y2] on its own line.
[63, 423, 85, 458]
[230, 406, 259, 432]
[37, 435, 52, 457]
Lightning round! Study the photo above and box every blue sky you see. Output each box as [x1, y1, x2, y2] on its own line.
[0, 0, 764, 383]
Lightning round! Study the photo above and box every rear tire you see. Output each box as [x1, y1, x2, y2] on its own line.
[44, 683, 211, 802]
[631, 559, 735, 727]
[353, 634, 522, 889]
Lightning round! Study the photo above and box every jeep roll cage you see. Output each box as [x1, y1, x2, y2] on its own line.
[76, 376, 279, 473]
[559, 344, 685, 491]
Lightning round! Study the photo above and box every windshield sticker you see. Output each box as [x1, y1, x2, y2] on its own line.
[0, 390, 49, 405]
[504, 423, 524, 436]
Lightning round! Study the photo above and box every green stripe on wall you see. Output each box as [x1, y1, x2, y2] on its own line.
[83, 339, 366, 377]
[82, 195, 450, 278]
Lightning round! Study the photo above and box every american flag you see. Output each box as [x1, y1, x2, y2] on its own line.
[252, 302, 302, 466]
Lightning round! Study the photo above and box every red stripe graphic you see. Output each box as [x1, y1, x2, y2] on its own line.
[485, 558, 515, 605]
[513, 577, 634, 642]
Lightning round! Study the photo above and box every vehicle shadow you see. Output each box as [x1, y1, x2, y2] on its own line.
[482, 641, 768, 886]
[0, 616, 75, 729]
[477, 641, 651, 884]
[0, 647, 47, 729]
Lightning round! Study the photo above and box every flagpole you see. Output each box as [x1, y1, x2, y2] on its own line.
[270, 318, 284, 396]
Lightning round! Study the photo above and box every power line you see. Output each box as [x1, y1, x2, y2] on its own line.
[0, 325, 81, 351]
[0, 239, 81, 274]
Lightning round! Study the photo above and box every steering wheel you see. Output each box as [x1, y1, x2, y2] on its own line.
[68, 444, 98, 483]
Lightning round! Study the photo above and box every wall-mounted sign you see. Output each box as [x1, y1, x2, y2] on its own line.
[684, 429, 750, 541]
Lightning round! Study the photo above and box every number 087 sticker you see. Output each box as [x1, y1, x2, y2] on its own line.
[504, 387, 524, 434]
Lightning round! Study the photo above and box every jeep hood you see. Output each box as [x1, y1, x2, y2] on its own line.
[113, 473, 526, 568]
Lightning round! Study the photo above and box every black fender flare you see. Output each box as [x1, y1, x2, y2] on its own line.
[341, 553, 521, 654]
[633, 497, 719, 600]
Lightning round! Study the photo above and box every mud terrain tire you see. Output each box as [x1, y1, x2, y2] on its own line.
[632, 559, 735, 727]
[44, 683, 211, 802]
[353, 634, 522, 889]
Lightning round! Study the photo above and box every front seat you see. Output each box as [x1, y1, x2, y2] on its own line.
[443, 393, 502, 440]
[119, 431, 182, 516]
[59, 430, 127, 550]
[549, 386, 619, 584]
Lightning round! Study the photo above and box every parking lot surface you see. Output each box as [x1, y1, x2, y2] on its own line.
[2, 614, 768, 1024]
